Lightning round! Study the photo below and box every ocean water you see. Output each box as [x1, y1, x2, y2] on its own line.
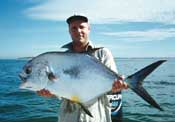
[0, 58, 175, 122]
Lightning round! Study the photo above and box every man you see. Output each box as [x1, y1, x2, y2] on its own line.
[38, 15, 128, 122]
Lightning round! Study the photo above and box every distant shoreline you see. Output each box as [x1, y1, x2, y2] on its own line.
[0, 57, 174, 60]
[114, 57, 175, 59]
[17, 57, 33, 60]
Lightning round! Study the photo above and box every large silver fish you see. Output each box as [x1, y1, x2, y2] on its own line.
[19, 51, 165, 117]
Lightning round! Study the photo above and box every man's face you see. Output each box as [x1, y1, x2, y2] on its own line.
[69, 20, 90, 45]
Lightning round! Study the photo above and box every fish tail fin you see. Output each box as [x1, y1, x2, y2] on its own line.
[126, 60, 166, 111]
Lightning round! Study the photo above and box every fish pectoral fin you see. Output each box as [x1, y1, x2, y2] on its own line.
[47, 72, 57, 81]
[77, 103, 93, 118]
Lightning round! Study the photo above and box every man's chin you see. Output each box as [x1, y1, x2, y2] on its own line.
[73, 40, 86, 44]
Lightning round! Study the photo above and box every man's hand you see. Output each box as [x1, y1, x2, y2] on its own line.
[112, 75, 128, 93]
[37, 89, 55, 97]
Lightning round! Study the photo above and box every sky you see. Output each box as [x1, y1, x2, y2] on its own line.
[0, 0, 175, 59]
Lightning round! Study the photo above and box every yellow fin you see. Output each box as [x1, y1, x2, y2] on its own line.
[70, 95, 80, 102]
[70, 96, 93, 117]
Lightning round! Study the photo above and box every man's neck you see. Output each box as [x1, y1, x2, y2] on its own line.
[72, 41, 89, 53]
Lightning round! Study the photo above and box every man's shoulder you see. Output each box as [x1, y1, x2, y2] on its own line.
[61, 42, 73, 50]
[99, 47, 111, 53]
[94, 47, 113, 56]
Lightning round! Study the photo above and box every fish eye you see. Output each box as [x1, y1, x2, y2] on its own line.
[48, 72, 56, 81]
[25, 67, 32, 74]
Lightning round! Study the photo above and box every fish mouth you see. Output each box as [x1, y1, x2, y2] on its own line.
[19, 79, 32, 90]
[19, 74, 28, 86]
[18, 73, 38, 91]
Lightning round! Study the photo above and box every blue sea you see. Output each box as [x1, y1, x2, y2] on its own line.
[0, 58, 175, 122]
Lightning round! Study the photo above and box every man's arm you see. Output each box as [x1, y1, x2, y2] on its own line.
[112, 75, 128, 93]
